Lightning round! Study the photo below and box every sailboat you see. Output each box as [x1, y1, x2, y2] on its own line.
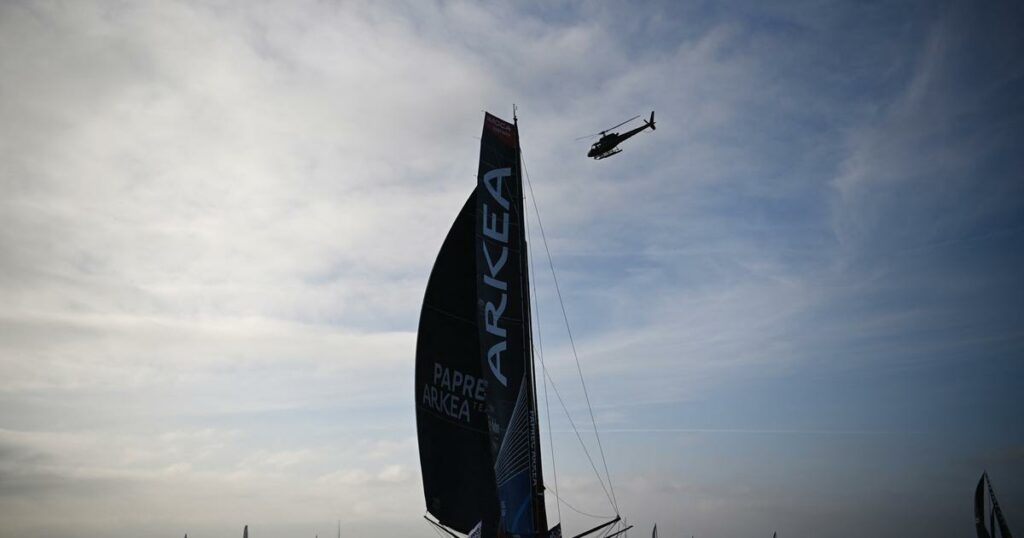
[415, 112, 625, 538]
[976, 472, 1014, 538]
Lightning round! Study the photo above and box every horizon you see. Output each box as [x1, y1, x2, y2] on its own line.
[1, 1, 1022, 537]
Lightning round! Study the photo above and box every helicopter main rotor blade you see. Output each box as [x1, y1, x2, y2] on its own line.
[575, 114, 641, 141]
[603, 114, 641, 133]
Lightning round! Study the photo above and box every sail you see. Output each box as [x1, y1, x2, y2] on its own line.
[415, 191, 500, 534]
[977, 474, 992, 538]
[987, 474, 1014, 538]
[475, 112, 548, 536]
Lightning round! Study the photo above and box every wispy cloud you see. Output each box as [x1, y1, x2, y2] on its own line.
[1, 1, 1022, 537]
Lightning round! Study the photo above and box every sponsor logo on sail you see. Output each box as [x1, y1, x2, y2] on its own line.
[480, 167, 512, 387]
[421, 363, 487, 423]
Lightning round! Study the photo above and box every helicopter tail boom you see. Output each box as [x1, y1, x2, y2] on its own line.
[645, 111, 656, 130]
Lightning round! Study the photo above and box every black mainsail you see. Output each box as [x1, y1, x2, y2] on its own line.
[977, 474, 992, 538]
[415, 191, 500, 535]
[416, 112, 550, 537]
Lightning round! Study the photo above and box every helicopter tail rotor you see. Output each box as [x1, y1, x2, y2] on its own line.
[645, 111, 656, 130]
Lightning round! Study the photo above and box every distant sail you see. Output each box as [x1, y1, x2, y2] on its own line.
[977, 472, 1015, 538]
[987, 474, 1014, 538]
[415, 191, 500, 534]
[475, 113, 547, 536]
[977, 474, 992, 538]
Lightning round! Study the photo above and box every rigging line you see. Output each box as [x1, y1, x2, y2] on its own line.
[423, 518, 447, 538]
[531, 286, 616, 511]
[596, 521, 618, 538]
[517, 147, 615, 513]
[524, 175, 562, 525]
[611, 519, 629, 537]
[545, 487, 617, 520]
[520, 148, 619, 514]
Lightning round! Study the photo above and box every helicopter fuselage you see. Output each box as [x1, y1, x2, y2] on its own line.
[587, 114, 655, 159]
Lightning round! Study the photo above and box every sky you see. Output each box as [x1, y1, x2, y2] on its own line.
[1, 1, 1022, 537]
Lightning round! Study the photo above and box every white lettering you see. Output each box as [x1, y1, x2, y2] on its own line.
[482, 244, 508, 290]
[482, 168, 511, 210]
[475, 378, 488, 401]
[479, 167, 514, 388]
[486, 341, 508, 386]
[485, 294, 507, 338]
[482, 204, 509, 242]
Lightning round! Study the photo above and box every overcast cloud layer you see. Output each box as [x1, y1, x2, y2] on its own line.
[1, 1, 1022, 537]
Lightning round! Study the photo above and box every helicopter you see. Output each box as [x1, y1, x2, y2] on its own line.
[579, 111, 656, 160]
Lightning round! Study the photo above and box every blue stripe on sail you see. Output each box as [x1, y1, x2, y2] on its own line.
[499, 470, 533, 534]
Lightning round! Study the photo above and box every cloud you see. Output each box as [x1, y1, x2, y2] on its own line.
[831, 2, 1024, 257]
[1, 1, 1023, 537]
[0, 425, 422, 536]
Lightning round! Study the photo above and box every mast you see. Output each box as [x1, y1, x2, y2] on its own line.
[515, 107, 549, 535]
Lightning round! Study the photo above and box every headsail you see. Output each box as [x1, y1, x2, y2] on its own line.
[987, 473, 1014, 538]
[415, 191, 500, 534]
[976, 472, 1015, 538]
[475, 112, 548, 536]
